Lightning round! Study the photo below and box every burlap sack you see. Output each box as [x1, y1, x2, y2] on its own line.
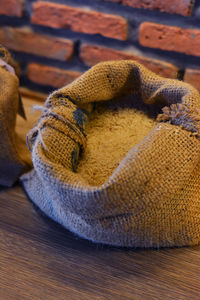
[21, 60, 200, 248]
[0, 46, 31, 187]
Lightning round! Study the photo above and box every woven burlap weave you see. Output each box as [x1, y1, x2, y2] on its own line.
[20, 60, 200, 248]
[0, 46, 31, 186]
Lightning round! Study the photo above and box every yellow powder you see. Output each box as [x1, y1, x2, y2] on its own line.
[77, 97, 157, 186]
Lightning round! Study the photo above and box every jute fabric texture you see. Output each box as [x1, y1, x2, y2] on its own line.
[0, 46, 31, 186]
[21, 60, 200, 248]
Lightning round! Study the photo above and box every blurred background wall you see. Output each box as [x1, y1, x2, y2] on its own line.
[0, 0, 200, 95]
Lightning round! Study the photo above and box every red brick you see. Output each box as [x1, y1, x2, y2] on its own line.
[139, 22, 200, 57]
[0, 0, 23, 17]
[184, 69, 200, 92]
[80, 43, 178, 78]
[122, 0, 193, 16]
[0, 27, 73, 61]
[27, 63, 82, 88]
[31, 1, 127, 41]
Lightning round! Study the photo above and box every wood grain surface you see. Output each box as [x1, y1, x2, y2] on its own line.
[0, 97, 200, 300]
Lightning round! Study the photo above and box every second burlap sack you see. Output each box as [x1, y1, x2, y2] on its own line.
[0, 46, 31, 187]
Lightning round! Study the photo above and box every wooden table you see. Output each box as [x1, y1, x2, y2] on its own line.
[1, 185, 200, 300]
[0, 97, 200, 299]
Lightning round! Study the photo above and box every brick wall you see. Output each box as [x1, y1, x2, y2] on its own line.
[1, 0, 200, 94]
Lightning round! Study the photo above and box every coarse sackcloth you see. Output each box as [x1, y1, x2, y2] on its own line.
[5, 58, 200, 248]
[0, 46, 31, 186]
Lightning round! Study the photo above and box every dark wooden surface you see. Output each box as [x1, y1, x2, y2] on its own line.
[0, 185, 200, 300]
[0, 97, 200, 299]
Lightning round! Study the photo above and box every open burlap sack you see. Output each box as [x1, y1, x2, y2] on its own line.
[0, 46, 31, 187]
[21, 60, 200, 248]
